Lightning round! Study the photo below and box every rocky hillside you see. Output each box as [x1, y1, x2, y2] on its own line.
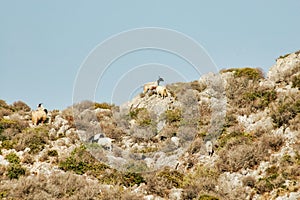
[0, 50, 299, 200]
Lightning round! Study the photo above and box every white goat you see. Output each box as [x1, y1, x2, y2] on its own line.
[143, 77, 164, 94]
[90, 133, 114, 151]
[205, 140, 214, 156]
[156, 85, 168, 98]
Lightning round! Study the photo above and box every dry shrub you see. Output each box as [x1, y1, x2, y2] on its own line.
[145, 168, 183, 198]
[191, 80, 207, 93]
[99, 121, 125, 142]
[72, 101, 94, 112]
[292, 73, 300, 88]
[159, 124, 178, 139]
[22, 153, 35, 165]
[198, 98, 212, 128]
[289, 113, 300, 131]
[164, 108, 182, 124]
[188, 137, 204, 154]
[0, 172, 101, 200]
[11, 101, 31, 112]
[96, 109, 112, 121]
[99, 185, 143, 200]
[216, 134, 284, 172]
[270, 93, 300, 128]
[61, 107, 75, 126]
[14, 126, 49, 154]
[221, 67, 264, 80]
[223, 68, 273, 116]
[242, 176, 256, 187]
[181, 165, 221, 199]
[94, 102, 114, 110]
[0, 100, 12, 118]
[130, 125, 157, 143]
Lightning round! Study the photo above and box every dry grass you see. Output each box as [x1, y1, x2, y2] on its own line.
[0, 172, 101, 200]
[216, 134, 284, 172]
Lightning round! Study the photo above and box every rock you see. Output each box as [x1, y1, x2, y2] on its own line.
[276, 192, 300, 200]
[171, 136, 180, 147]
[0, 155, 9, 166]
[169, 188, 183, 200]
[267, 51, 300, 83]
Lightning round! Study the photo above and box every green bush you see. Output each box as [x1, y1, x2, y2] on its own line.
[129, 107, 152, 127]
[94, 102, 114, 110]
[1, 140, 14, 149]
[59, 145, 109, 176]
[15, 127, 49, 154]
[271, 95, 300, 128]
[157, 168, 183, 188]
[122, 172, 146, 187]
[198, 194, 219, 200]
[243, 90, 276, 110]
[165, 108, 182, 124]
[47, 149, 58, 157]
[5, 152, 20, 164]
[7, 163, 26, 179]
[292, 74, 300, 88]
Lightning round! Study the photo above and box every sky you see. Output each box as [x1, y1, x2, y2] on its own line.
[1, 1, 299, 110]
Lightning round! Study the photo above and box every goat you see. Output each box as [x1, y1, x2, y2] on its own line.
[205, 140, 214, 156]
[156, 85, 168, 98]
[32, 104, 48, 126]
[143, 77, 164, 94]
[89, 133, 114, 151]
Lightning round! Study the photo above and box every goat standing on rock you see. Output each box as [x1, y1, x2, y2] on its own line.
[156, 85, 168, 99]
[32, 103, 48, 126]
[143, 77, 164, 94]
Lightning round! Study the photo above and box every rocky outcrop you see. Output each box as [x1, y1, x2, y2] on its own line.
[268, 50, 300, 83]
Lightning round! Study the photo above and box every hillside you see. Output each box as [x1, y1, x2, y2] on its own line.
[0, 50, 299, 200]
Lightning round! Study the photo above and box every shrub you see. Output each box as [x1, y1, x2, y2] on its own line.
[122, 172, 146, 187]
[72, 101, 94, 112]
[198, 194, 219, 200]
[225, 67, 264, 80]
[7, 163, 26, 179]
[11, 101, 31, 112]
[94, 102, 114, 110]
[243, 90, 277, 110]
[191, 80, 206, 92]
[14, 126, 49, 154]
[5, 153, 20, 164]
[47, 149, 58, 157]
[181, 165, 220, 199]
[145, 168, 183, 197]
[216, 134, 284, 172]
[157, 168, 183, 188]
[0, 100, 9, 109]
[59, 145, 110, 176]
[0, 172, 102, 199]
[99, 185, 143, 200]
[165, 108, 182, 124]
[242, 176, 256, 187]
[1, 140, 14, 149]
[292, 74, 300, 88]
[129, 107, 154, 127]
[100, 170, 146, 187]
[255, 173, 285, 194]
[271, 94, 300, 128]
[0, 118, 29, 140]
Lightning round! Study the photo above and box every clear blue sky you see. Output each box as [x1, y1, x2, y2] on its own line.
[1, 1, 299, 110]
